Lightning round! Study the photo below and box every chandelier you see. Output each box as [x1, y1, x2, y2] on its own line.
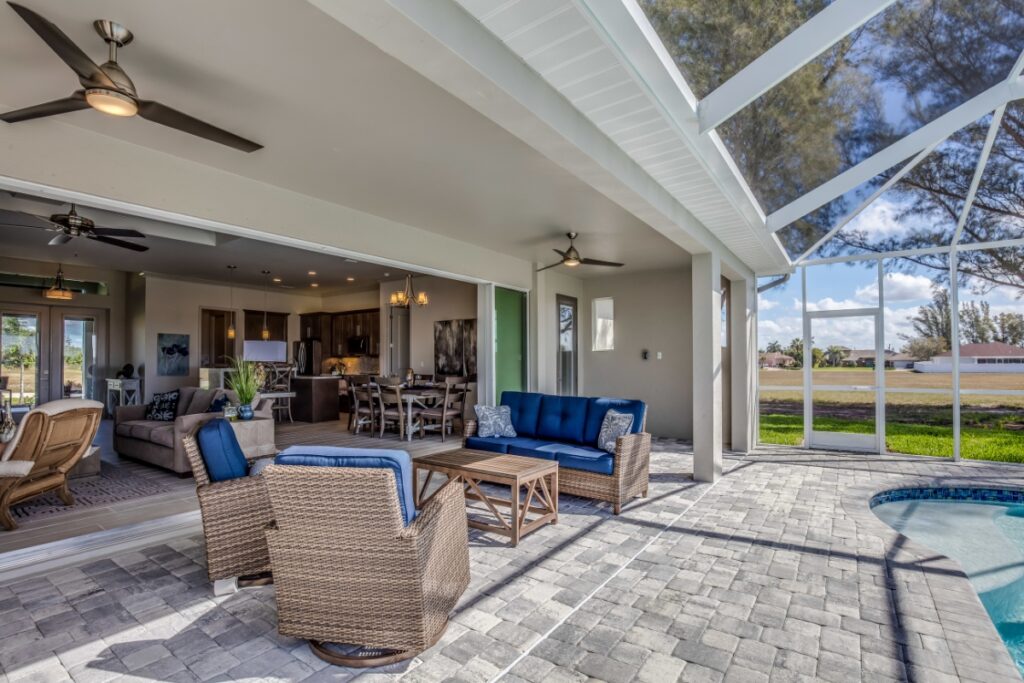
[389, 274, 428, 307]
[44, 264, 73, 301]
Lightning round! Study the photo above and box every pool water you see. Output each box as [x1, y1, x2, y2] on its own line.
[873, 496, 1024, 675]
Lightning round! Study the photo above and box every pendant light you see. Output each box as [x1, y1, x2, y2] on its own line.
[261, 270, 271, 340]
[44, 264, 73, 301]
[226, 265, 237, 340]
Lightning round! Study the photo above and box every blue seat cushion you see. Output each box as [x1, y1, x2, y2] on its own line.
[274, 446, 417, 525]
[504, 439, 561, 460]
[537, 395, 588, 444]
[465, 435, 513, 453]
[196, 418, 250, 482]
[465, 436, 556, 460]
[500, 391, 543, 437]
[584, 398, 646, 445]
[553, 445, 614, 475]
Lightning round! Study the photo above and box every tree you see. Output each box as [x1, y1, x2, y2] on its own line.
[811, 347, 826, 368]
[903, 336, 948, 361]
[765, 340, 783, 354]
[1, 345, 36, 404]
[784, 338, 804, 367]
[960, 301, 998, 344]
[907, 288, 953, 346]
[996, 312, 1024, 346]
[825, 345, 848, 367]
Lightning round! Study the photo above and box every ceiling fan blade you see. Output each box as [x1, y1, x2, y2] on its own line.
[87, 234, 149, 252]
[7, 3, 116, 89]
[580, 258, 624, 267]
[48, 232, 73, 246]
[136, 100, 262, 152]
[0, 91, 89, 123]
[0, 207, 55, 230]
[89, 227, 146, 238]
[536, 261, 564, 272]
[552, 248, 567, 258]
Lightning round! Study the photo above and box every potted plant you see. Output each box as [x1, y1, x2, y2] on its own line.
[226, 357, 263, 420]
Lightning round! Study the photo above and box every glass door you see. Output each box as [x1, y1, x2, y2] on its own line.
[805, 312, 884, 452]
[49, 308, 107, 403]
[556, 294, 578, 396]
[1, 308, 47, 408]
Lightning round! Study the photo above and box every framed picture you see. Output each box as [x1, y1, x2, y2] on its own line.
[157, 333, 190, 376]
[434, 319, 477, 379]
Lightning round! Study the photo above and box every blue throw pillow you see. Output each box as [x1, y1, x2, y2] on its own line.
[196, 419, 249, 482]
[209, 394, 230, 413]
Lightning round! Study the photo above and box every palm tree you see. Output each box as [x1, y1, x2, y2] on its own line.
[825, 345, 847, 368]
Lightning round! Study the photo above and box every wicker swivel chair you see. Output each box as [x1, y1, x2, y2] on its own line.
[0, 399, 101, 530]
[182, 427, 273, 584]
[263, 447, 470, 667]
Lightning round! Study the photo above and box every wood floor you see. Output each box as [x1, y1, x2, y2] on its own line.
[0, 415, 460, 553]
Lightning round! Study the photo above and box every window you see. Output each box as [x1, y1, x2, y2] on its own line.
[592, 298, 614, 351]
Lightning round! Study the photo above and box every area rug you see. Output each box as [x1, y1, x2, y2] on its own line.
[10, 463, 182, 521]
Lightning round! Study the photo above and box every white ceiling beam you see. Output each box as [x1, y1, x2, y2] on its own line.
[768, 77, 1022, 232]
[697, 0, 897, 133]
[793, 140, 940, 264]
[952, 104, 1005, 247]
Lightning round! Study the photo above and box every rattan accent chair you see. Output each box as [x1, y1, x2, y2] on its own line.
[464, 418, 651, 515]
[182, 429, 273, 582]
[262, 459, 470, 667]
[0, 399, 102, 530]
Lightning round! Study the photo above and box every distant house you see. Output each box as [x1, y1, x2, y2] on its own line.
[760, 352, 796, 369]
[841, 349, 915, 369]
[915, 342, 1024, 373]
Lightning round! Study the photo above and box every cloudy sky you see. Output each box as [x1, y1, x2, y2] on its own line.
[758, 199, 1023, 351]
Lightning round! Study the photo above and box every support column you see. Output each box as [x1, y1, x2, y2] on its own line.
[692, 252, 722, 482]
[730, 276, 756, 453]
[477, 283, 496, 406]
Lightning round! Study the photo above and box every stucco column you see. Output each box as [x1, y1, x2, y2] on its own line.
[477, 283, 496, 406]
[691, 252, 722, 482]
[730, 276, 756, 453]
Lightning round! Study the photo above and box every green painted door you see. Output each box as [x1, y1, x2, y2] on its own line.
[495, 287, 526, 400]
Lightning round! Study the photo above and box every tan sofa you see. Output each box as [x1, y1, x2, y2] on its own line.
[115, 387, 272, 474]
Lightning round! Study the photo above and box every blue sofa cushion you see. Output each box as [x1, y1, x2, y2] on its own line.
[500, 391, 543, 437]
[196, 418, 249, 482]
[537, 395, 588, 444]
[584, 398, 646, 445]
[554, 445, 614, 475]
[274, 446, 417, 525]
[465, 436, 557, 459]
[504, 439, 561, 460]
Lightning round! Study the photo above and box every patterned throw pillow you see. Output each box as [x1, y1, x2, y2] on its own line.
[598, 409, 634, 453]
[145, 390, 180, 421]
[474, 405, 517, 438]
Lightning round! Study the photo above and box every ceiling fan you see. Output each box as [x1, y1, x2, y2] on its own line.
[0, 2, 262, 153]
[537, 232, 624, 272]
[0, 204, 149, 252]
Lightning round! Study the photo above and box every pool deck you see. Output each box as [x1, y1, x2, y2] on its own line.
[0, 443, 1022, 682]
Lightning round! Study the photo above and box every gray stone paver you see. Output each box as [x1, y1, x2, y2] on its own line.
[2, 442, 1023, 681]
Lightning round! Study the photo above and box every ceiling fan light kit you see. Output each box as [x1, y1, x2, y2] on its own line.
[1, 3, 262, 152]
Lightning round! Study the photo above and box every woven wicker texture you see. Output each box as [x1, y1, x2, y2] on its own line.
[464, 418, 651, 514]
[183, 431, 273, 581]
[263, 465, 470, 651]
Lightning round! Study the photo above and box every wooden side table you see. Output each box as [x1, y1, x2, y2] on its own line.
[228, 417, 277, 459]
[105, 378, 141, 417]
[414, 448, 558, 546]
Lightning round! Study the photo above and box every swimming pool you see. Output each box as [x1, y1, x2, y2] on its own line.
[872, 487, 1024, 676]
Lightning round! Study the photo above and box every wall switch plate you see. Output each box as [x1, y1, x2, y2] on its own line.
[657, 351, 663, 360]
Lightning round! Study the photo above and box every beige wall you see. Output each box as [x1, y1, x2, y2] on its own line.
[319, 288, 381, 313]
[581, 268, 693, 439]
[532, 268, 584, 394]
[141, 276, 321, 399]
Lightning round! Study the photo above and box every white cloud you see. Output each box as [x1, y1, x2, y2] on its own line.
[757, 295, 778, 311]
[856, 272, 935, 302]
[805, 297, 864, 311]
[845, 198, 909, 240]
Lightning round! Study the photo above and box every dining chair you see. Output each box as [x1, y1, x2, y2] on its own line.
[419, 383, 465, 442]
[264, 364, 296, 423]
[351, 385, 376, 436]
[377, 386, 423, 439]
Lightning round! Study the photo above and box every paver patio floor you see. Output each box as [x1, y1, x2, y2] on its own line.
[1, 443, 1020, 682]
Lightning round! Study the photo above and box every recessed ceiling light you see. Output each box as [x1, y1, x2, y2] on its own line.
[346, 277, 355, 282]
[272, 277, 282, 283]
[307, 270, 317, 276]
[311, 283, 319, 288]
[383, 272, 390, 277]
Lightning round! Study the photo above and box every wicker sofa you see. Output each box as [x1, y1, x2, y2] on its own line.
[465, 391, 651, 514]
[115, 387, 271, 474]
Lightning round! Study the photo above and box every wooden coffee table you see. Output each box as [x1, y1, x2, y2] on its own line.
[414, 448, 558, 546]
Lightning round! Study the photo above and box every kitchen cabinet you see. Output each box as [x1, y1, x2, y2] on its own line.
[243, 310, 288, 341]
[300, 313, 334, 351]
[302, 308, 380, 357]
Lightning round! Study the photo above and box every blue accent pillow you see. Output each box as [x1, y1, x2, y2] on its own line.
[274, 446, 417, 526]
[209, 394, 230, 413]
[196, 418, 249, 482]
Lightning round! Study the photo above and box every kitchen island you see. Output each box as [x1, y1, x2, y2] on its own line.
[291, 375, 342, 423]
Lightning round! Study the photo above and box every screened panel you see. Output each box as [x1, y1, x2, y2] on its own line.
[804, 262, 879, 310]
[885, 392, 954, 458]
[883, 255, 952, 388]
[759, 389, 803, 446]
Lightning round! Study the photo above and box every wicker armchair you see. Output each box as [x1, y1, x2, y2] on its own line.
[182, 429, 273, 583]
[464, 419, 651, 514]
[262, 462, 470, 667]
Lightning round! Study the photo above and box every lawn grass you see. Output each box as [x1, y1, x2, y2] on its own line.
[760, 413, 1024, 463]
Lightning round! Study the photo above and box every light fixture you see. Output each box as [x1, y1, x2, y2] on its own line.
[311, 283, 319, 288]
[389, 274, 428, 307]
[44, 264, 73, 300]
[346, 276, 355, 282]
[226, 265, 237, 340]
[261, 269, 271, 340]
[307, 270, 317, 276]
[84, 88, 138, 117]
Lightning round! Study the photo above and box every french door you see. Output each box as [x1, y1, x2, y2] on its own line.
[556, 294, 578, 396]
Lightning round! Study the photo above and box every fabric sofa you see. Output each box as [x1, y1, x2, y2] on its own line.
[465, 391, 651, 513]
[115, 387, 271, 474]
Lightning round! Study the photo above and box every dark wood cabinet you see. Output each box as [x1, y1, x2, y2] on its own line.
[243, 310, 288, 341]
[300, 312, 334, 351]
[301, 308, 381, 357]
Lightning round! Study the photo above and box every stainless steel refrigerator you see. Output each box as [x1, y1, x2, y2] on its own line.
[293, 339, 322, 376]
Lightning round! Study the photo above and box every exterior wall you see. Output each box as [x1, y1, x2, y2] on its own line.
[141, 276, 320, 399]
[580, 268, 693, 440]
[916, 358, 1024, 373]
